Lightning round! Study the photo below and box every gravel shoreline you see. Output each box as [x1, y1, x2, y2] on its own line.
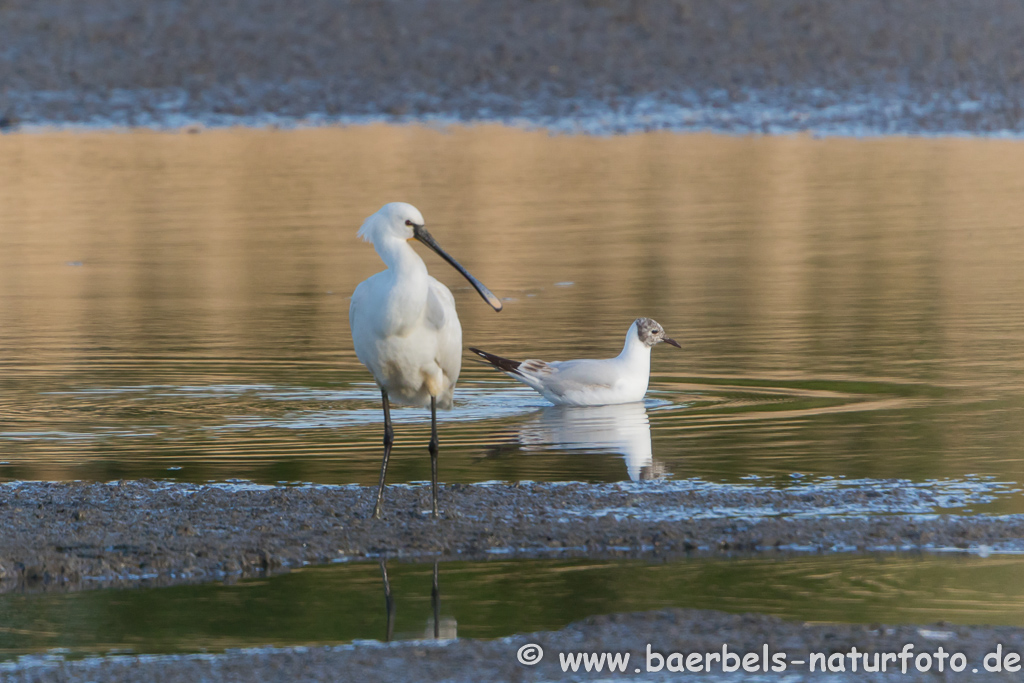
[5, 608, 1024, 682]
[3, 0, 1024, 134]
[2, 479, 1022, 593]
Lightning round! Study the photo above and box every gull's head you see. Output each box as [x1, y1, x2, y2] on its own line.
[358, 202, 425, 244]
[635, 317, 680, 348]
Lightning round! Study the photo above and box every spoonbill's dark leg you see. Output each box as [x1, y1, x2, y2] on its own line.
[372, 387, 394, 519]
[431, 560, 440, 639]
[429, 395, 439, 518]
[380, 559, 395, 642]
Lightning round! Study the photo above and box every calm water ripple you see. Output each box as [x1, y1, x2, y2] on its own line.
[6, 554, 1024, 661]
[1, 127, 1023, 513]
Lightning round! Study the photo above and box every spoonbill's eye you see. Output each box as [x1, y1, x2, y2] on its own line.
[405, 220, 413, 226]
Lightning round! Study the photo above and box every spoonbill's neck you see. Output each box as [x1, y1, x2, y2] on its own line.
[375, 235, 427, 278]
[618, 322, 652, 363]
[370, 235, 432, 336]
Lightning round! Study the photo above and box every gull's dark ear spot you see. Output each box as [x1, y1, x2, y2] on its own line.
[634, 317, 658, 346]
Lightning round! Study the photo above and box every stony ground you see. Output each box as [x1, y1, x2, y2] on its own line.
[5, 607, 1023, 682]
[3, 0, 1024, 133]
[2, 479, 1020, 681]
[1, 480, 1020, 592]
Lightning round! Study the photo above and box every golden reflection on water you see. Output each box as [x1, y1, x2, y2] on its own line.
[1, 126, 1024, 489]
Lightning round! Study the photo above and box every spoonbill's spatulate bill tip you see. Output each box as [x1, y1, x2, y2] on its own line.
[349, 202, 502, 518]
[472, 317, 678, 407]
[410, 222, 503, 312]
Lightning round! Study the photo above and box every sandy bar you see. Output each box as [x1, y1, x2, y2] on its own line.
[5, 608, 1024, 682]
[2, 479, 1022, 592]
[3, 1, 1024, 133]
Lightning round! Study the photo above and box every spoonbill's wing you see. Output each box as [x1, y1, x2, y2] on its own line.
[427, 277, 462, 408]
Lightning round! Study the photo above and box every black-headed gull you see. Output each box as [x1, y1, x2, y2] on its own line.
[470, 317, 678, 406]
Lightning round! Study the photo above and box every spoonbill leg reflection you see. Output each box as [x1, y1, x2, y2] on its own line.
[379, 559, 457, 641]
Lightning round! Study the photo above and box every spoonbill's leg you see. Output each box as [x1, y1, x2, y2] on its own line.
[372, 388, 394, 519]
[429, 396, 439, 519]
[380, 559, 395, 642]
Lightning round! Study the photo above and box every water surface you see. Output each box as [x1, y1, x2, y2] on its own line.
[1, 127, 1024, 507]
[4, 554, 1024, 661]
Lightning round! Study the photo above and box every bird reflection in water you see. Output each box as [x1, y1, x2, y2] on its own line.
[380, 559, 456, 642]
[517, 401, 666, 481]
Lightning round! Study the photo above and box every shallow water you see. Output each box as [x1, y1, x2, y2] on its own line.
[2, 126, 1024, 510]
[4, 125, 1024, 661]
[4, 553, 1024, 661]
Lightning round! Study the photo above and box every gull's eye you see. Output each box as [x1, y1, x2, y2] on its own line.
[405, 220, 413, 226]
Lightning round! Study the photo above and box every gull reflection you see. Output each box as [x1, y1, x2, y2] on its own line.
[518, 402, 665, 481]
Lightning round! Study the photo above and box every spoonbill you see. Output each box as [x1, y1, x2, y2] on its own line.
[470, 317, 678, 406]
[350, 202, 501, 519]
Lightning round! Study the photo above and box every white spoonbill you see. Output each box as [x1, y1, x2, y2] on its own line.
[470, 317, 678, 406]
[350, 202, 502, 519]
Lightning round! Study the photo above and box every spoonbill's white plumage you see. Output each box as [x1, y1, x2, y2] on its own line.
[470, 318, 678, 407]
[350, 202, 501, 518]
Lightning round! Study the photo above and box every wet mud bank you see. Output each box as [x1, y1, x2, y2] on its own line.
[5, 607, 1024, 682]
[2, 479, 1022, 593]
[3, 0, 1024, 134]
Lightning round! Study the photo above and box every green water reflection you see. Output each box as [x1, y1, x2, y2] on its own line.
[3, 554, 1024, 660]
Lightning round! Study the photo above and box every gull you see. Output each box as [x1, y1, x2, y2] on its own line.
[350, 202, 501, 519]
[470, 317, 678, 406]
